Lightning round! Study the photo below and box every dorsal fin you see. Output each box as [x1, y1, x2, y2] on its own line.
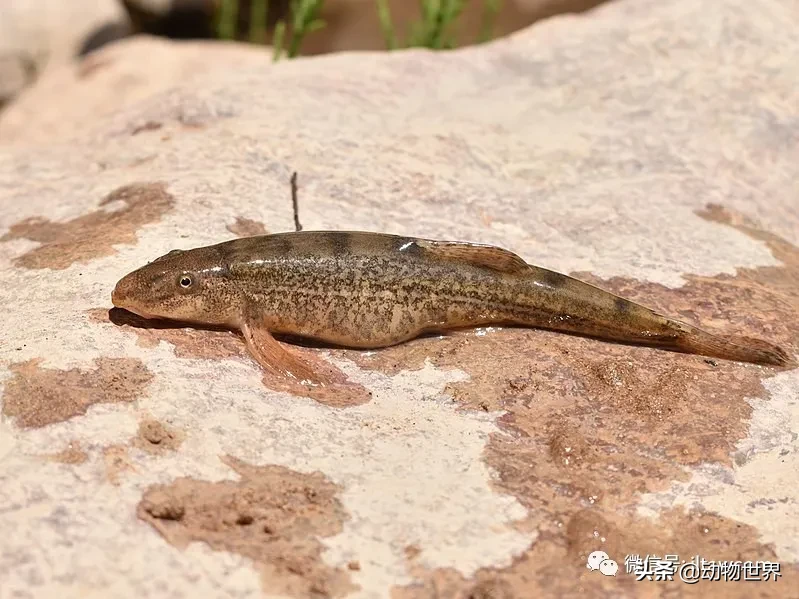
[414, 239, 530, 275]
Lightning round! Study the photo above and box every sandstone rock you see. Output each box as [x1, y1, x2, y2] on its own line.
[0, 0, 797, 597]
[0, 36, 270, 143]
[0, 0, 129, 106]
[0, 53, 35, 109]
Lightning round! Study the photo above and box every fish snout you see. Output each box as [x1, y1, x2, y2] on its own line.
[111, 272, 138, 310]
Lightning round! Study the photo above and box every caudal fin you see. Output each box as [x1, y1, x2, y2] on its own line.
[669, 324, 795, 367]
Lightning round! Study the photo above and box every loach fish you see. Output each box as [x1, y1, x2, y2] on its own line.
[111, 231, 794, 382]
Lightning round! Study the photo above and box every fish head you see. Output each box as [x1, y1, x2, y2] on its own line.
[111, 245, 242, 327]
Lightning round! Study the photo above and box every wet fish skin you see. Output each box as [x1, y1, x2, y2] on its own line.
[111, 230, 794, 380]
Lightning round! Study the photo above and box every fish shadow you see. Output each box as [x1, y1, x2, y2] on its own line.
[105, 307, 459, 351]
[107, 307, 234, 335]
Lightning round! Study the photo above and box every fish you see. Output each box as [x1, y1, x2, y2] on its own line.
[110, 231, 794, 382]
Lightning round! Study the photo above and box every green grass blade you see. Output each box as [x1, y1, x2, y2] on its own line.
[287, 0, 326, 58]
[272, 20, 286, 61]
[216, 0, 239, 40]
[375, 0, 398, 50]
[478, 0, 502, 44]
[249, 0, 269, 44]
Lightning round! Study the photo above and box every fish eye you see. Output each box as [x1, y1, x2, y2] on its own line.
[179, 275, 193, 288]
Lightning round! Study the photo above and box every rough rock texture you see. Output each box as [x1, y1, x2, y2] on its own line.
[1, 0, 798, 597]
[0, 36, 271, 143]
[0, 0, 604, 111]
[138, 455, 357, 597]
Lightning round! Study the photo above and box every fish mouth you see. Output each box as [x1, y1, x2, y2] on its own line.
[111, 280, 159, 319]
[111, 296, 158, 320]
[118, 306, 161, 320]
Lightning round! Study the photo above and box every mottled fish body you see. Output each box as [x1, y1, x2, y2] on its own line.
[111, 231, 793, 380]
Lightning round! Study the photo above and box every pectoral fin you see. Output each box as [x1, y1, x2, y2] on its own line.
[240, 319, 373, 406]
[415, 239, 530, 275]
[241, 320, 323, 384]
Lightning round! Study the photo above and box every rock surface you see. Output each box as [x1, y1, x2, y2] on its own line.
[1, 0, 798, 597]
[0, 36, 272, 143]
[0, 0, 129, 106]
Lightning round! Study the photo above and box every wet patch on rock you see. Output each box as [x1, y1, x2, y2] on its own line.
[393, 507, 796, 598]
[353, 205, 798, 597]
[1, 182, 175, 269]
[97, 307, 246, 357]
[104, 444, 136, 485]
[132, 417, 185, 454]
[93, 308, 372, 407]
[43, 441, 89, 465]
[138, 456, 357, 597]
[1, 357, 153, 428]
[259, 348, 373, 408]
[348, 327, 776, 471]
[227, 217, 268, 237]
[130, 121, 164, 136]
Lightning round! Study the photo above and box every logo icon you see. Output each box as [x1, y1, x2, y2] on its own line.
[587, 551, 609, 571]
[587, 551, 618, 576]
[600, 559, 618, 576]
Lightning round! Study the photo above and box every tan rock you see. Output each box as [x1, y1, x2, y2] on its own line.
[0, 35, 269, 143]
[0, 53, 35, 109]
[0, 0, 129, 105]
[0, 0, 797, 597]
[138, 456, 356, 597]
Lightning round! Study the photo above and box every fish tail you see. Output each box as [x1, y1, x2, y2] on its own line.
[511, 268, 794, 367]
[663, 320, 794, 367]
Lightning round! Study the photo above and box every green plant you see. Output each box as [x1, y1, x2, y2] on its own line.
[249, 0, 269, 44]
[214, 0, 325, 59]
[477, 0, 502, 44]
[273, 0, 326, 61]
[376, 0, 398, 50]
[377, 0, 503, 50]
[215, 0, 501, 59]
[272, 20, 287, 59]
[215, 0, 238, 40]
[408, 0, 466, 49]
